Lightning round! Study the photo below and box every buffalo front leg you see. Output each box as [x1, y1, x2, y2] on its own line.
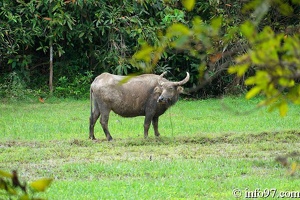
[144, 116, 152, 138]
[89, 108, 100, 140]
[152, 117, 160, 137]
[100, 113, 113, 141]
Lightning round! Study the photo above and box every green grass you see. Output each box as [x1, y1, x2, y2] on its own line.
[0, 97, 300, 199]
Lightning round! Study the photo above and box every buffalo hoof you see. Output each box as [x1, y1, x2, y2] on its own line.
[107, 136, 113, 141]
[89, 136, 96, 140]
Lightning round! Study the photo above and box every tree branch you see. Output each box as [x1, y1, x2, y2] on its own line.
[187, 61, 231, 93]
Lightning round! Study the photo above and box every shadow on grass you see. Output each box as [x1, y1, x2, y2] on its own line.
[115, 130, 300, 146]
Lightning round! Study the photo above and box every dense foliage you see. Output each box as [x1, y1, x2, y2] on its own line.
[0, 0, 299, 100]
[134, 0, 300, 115]
[0, 0, 191, 99]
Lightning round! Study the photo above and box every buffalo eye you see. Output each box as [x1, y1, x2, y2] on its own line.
[168, 87, 174, 91]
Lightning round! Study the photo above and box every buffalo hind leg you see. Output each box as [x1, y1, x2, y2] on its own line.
[100, 112, 113, 141]
[152, 117, 160, 137]
[89, 107, 100, 140]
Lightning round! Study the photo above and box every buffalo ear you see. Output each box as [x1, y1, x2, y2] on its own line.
[177, 86, 184, 93]
[154, 86, 162, 93]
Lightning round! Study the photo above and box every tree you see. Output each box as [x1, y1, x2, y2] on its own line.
[36, 0, 75, 94]
[1, 0, 189, 98]
[0, 0, 73, 94]
[132, 0, 300, 116]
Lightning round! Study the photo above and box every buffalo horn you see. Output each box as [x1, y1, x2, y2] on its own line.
[173, 72, 190, 86]
[158, 72, 167, 85]
[159, 72, 167, 77]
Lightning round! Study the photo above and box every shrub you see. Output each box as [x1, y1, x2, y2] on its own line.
[0, 170, 52, 200]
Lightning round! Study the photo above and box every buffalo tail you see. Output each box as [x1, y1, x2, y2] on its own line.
[90, 87, 93, 123]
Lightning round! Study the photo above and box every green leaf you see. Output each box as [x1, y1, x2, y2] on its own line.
[287, 85, 300, 104]
[192, 16, 203, 31]
[246, 86, 261, 99]
[118, 73, 138, 85]
[278, 2, 293, 16]
[211, 17, 222, 35]
[166, 23, 190, 38]
[137, 37, 146, 45]
[228, 63, 250, 77]
[67, 21, 73, 30]
[171, 35, 189, 48]
[7, 59, 14, 64]
[20, 194, 30, 200]
[278, 78, 295, 87]
[279, 101, 288, 117]
[242, 0, 261, 12]
[79, 32, 84, 38]
[7, 187, 17, 195]
[0, 170, 12, 178]
[244, 76, 256, 85]
[240, 21, 256, 42]
[181, 0, 195, 11]
[29, 178, 53, 192]
[249, 50, 263, 65]
[292, 0, 300, 4]
[133, 44, 154, 62]
[12, 61, 16, 69]
[245, 71, 270, 86]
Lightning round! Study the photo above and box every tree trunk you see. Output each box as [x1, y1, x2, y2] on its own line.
[49, 39, 53, 95]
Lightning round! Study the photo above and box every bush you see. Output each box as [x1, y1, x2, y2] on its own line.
[54, 71, 93, 99]
[0, 72, 35, 100]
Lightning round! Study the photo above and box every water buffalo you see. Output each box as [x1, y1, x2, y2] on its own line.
[89, 72, 190, 141]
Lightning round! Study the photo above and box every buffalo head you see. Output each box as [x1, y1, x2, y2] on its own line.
[155, 72, 190, 104]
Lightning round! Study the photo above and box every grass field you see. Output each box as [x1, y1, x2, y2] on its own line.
[0, 97, 300, 199]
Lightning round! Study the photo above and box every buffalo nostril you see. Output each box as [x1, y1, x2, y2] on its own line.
[157, 96, 164, 102]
